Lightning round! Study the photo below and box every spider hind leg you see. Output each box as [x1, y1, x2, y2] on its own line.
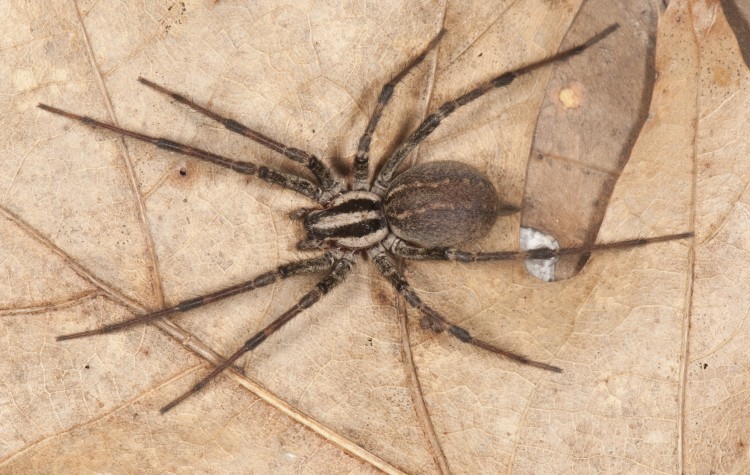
[369, 245, 560, 372]
[57, 252, 339, 341]
[160, 255, 354, 413]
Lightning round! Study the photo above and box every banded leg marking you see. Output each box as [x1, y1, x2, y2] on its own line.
[371, 24, 619, 195]
[37, 103, 323, 201]
[369, 246, 560, 372]
[353, 29, 446, 190]
[138, 78, 343, 198]
[160, 255, 354, 413]
[57, 252, 338, 341]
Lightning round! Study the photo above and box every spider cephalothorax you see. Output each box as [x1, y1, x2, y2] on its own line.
[301, 191, 390, 250]
[301, 161, 499, 251]
[38, 23, 691, 413]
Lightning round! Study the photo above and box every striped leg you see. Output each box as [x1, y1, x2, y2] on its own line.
[57, 252, 338, 341]
[137, 78, 343, 199]
[352, 29, 445, 191]
[369, 246, 560, 372]
[384, 232, 693, 262]
[371, 24, 619, 195]
[37, 104, 324, 202]
[160, 254, 354, 413]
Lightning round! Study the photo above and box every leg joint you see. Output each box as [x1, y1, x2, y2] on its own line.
[155, 138, 182, 152]
[449, 326, 471, 342]
[492, 72, 515, 88]
[379, 83, 395, 103]
[178, 297, 204, 312]
[244, 331, 268, 351]
[224, 118, 248, 135]
[300, 290, 321, 308]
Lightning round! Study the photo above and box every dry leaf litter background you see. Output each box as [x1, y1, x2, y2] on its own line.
[0, 0, 748, 473]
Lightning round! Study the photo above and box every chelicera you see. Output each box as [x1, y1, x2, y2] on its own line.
[38, 24, 690, 413]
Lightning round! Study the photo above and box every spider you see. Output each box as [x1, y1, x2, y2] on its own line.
[38, 23, 690, 413]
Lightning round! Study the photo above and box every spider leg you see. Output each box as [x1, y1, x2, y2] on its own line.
[352, 29, 446, 191]
[160, 254, 354, 413]
[137, 78, 344, 199]
[57, 252, 339, 340]
[37, 104, 324, 202]
[371, 24, 619, 195]
[368, 245, 560, 372]
[384, 232, 693, 262]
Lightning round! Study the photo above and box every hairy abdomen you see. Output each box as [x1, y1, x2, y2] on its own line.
[383, 161, 499, 248]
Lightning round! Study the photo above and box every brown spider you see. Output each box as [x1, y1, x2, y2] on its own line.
[38, 23, 690, 413]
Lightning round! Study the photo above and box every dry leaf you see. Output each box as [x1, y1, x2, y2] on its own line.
[523, 0, 660, 279]
[1, 0, 748, 473]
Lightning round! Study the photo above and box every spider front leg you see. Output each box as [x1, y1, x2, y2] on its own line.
[57, 252, 338, 340]
[137, 78, 344, 200]
[37, 104, 324, 202]
[383, 232, 693, 262]
[369, 245, 560, 372]
[371, 24, 619, 195]
[352, 29, 445, 191]
[161, 254, 355, 413]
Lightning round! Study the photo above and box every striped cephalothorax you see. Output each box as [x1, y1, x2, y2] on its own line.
[302, 191, 389, 250]
[39, 24, 691, 413]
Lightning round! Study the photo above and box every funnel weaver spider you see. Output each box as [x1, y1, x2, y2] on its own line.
[39, 23, 691, 413]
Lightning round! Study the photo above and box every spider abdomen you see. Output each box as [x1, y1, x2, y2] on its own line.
[383, 161, 499, 248]
[303, 191, 388, 249]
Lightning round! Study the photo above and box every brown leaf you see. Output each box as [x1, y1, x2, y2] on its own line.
[1, 0, 746, 473]
[523, 0, 659, 279]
